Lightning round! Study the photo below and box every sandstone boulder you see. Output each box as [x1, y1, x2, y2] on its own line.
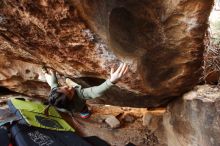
[163, 85, 220, 146]
[0, 0, 214, 107]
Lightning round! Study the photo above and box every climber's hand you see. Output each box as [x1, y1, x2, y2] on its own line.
[41, 67, 58, 88]
[109, 63, 128, 84]
[42, 66, 55, 76]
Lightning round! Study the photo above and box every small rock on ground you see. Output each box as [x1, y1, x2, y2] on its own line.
[142, 112, 152, 126]
[105, 115, 120, 128]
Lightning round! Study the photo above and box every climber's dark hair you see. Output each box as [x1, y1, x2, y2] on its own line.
[48, 87, 67, 108]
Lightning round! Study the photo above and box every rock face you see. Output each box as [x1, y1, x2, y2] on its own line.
[0, 0, 214, 107]
[0, 55, 50, 98]
[72, 0, 213, 95]
[163, 85, 220, 146]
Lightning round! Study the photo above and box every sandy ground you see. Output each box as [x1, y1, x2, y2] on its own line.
[0, 94, 166, 146]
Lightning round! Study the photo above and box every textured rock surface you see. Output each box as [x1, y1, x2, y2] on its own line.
[0, 0, 214, 107]
[72, 0, 213, 96]
[0, 55, 50, 98]
[163, 85, 220, 146]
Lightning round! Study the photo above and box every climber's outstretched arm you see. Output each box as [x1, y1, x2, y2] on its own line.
[42, 68, 58, 89]
[77, 63, 128, 99]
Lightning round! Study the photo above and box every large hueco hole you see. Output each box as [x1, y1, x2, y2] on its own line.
[109, 7, 136, 54]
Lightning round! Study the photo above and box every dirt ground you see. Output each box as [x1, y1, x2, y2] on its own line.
[0, 94, 166, 146]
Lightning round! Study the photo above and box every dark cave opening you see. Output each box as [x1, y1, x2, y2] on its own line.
[79, 77, 106, 86]
[0, 86, 14, 95]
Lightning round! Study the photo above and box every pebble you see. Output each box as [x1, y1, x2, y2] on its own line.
[105, 115, 120, 129]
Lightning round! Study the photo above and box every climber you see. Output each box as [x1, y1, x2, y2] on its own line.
[42, 63, 128, 119]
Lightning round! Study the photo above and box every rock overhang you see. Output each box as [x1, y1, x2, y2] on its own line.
[0, 0, 214, 107]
